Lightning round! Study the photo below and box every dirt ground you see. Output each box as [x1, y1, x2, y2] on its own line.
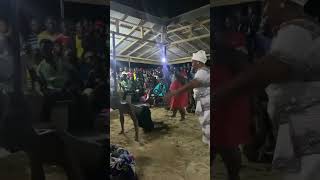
[110, 107, 210, 180]
[213, 154, 282, 180]
[0, 151, 67, 180]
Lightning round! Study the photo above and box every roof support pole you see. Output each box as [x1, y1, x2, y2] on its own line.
[60, 0, 65, 18]
[140, 27, 144, 38]
[112, 32, 117, 93]
[129, 57, 131, 69]
[10, 0, 22, 97]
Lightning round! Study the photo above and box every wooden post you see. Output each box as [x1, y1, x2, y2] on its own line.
[10, 0, 23, 98]
[112, 32, 117, 93]
[129, 57, 131, 69]
[60, 0, 65, 19]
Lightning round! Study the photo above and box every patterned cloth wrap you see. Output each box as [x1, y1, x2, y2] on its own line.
[110, 144, 136, 178]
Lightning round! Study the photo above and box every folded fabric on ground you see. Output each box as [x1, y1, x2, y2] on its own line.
[110, 144, 136, 180]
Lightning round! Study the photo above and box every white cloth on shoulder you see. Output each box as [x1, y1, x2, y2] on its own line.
[193, 67, 210, 145]
[267, 20, 320, 180]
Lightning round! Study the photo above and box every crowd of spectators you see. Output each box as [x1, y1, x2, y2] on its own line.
[0, 15, 107, 126]
[218, 5, 273, 63]
[110, 63, 195, 107]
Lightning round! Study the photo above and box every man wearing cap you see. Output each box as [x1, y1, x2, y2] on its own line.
[165, 50, 210, 145]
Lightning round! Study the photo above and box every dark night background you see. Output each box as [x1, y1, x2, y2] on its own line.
[112, 0, 209, 18]
[1, 0, 107, 38]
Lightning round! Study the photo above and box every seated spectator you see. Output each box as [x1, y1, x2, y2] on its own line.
[62, 48, 82, 93]
[83, 55, 107, 114]
[53, 41, 63, 60]
[79, 51, 93, 84]
[36, 40, 65, 90]
[153, 79, 167, 97]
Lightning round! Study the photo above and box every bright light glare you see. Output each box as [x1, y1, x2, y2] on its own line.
[162, 57, 166, 62]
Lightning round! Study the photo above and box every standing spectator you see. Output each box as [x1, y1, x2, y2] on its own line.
[119, 74, 129, 96]
[246, 6, 260, 62]
[0, 18, 13, 93]
[38, 17, 58, 44]
[82, 19, 90, 35]
[142, 69, 147, 80]
[75, 21, 84, 60]
[25, 18, 40, 53]
[22, 18, 41, 92]
[93, 20, 106, 57]
[82, 20, 106, 57]
[127, 68, 133, 79]
[0, 17, 10, 38]
[122, 67, 128, 77]
[224, 16, 246, 49]
[56, 20, 73, 51]
[133, 68, 137, 80]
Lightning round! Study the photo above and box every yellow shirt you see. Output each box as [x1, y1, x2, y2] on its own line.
[37, 31, 57, 44]
[133, 72, 136, 80]
[76, 35, 84, 59]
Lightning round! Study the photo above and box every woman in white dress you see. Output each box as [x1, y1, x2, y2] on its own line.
[165, 50, 210, 145]
[214, 0, 320, 179]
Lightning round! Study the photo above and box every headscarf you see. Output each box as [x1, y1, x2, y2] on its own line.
[289, 0, 309, 6]
[192, 50, 207, 64]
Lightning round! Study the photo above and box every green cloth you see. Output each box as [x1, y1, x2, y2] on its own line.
[36, 59, 66, 89]
[120, 80, 128, 91]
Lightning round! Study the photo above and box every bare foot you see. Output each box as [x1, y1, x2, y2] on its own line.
[119, 131, 124, 135]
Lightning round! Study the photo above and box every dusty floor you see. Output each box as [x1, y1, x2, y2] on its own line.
[0, 151, 67, 180]
[213, 154, 282, 180]
[110, 107, 210, 180]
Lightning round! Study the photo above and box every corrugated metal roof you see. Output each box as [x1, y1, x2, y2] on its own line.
[124, 16, 142, 25]
[64, 0, 108, 6]
[110, 8, 210, 64]
[212, 0, 261, 7]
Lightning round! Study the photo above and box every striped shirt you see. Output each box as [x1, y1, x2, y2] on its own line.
[26, 33, 39, 51]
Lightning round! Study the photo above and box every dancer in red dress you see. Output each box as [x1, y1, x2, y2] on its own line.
[212, 17, 252, 180]
[169, 73, 189, 120]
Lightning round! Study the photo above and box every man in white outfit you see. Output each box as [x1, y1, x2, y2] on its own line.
[165, 50, 210, 145]
[214, 0, 320, 179]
